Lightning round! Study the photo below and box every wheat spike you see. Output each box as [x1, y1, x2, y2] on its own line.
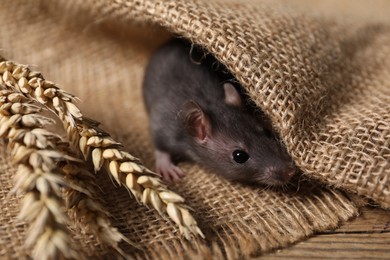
[62, 162, 137, 257]
[77, 118, 204, 240]
[78, 119, 204, 239]
[0, 87, 80, 260]
[1, 61, 139, 256]
[0, 60, 204, 243]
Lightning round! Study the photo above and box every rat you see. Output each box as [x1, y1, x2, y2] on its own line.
[143, 39, 296, 186]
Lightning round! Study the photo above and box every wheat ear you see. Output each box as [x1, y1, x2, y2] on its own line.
[0, 87, 81, 260]
[62, 161, 137, 256]
[0, 60, 204, 239]
[0, 61, 136, 255]
[57, 138, 138, 256]
[77, 119, 204, 239]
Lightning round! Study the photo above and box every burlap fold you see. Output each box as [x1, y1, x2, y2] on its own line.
[0, 0, 389, 259]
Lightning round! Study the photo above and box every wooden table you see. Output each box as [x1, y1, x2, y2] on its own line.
[265, 207, 390, 259]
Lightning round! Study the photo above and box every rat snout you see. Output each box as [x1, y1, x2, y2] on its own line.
[263, 164, 296, 186]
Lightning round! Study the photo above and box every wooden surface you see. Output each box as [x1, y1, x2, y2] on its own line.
[265, 207, 390, 259]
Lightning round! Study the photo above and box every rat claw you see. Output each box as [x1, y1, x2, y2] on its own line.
[171, 165, 186, 183]
[171, 175, 181, 184]
[166, 166, 184, 184]
[173, 165, 185, 177]
[159, 169, 172, 184]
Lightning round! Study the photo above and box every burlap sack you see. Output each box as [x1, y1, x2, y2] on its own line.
[0, 0, 388, 259]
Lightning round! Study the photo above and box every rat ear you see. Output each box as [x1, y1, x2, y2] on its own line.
[178, 101, 211, 142]
[223, 82, 242, 107]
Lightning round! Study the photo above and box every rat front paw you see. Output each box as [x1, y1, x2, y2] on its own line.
[155, 150, 185, 184]
[158, 163, 185, 184]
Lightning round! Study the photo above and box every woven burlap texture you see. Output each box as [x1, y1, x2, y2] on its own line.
[0, 0, 389, 259]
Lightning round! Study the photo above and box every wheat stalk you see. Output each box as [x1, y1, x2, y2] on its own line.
[0, 88, 80, 260]
[0, 60, 204, 240]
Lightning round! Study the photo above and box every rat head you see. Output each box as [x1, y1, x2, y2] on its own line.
[178, 83, 296, 186]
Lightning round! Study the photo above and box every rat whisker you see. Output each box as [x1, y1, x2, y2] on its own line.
[293, 173, 306, 195]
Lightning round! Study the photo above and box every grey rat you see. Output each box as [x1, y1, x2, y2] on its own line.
[143, 39, 296, 186]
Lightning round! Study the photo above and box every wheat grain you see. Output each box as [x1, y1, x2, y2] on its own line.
[159, 191, 186, 203]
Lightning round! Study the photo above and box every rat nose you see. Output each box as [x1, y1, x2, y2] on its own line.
[265, 165, 296, 185]
[281, 167, 296, 182]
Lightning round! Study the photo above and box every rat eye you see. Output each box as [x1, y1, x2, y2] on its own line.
[232, 150, 249, 164]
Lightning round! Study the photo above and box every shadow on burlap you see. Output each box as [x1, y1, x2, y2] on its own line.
[0, 0, 389, 259]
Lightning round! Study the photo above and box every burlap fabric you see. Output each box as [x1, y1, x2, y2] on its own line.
[0, 0, 389, 259]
